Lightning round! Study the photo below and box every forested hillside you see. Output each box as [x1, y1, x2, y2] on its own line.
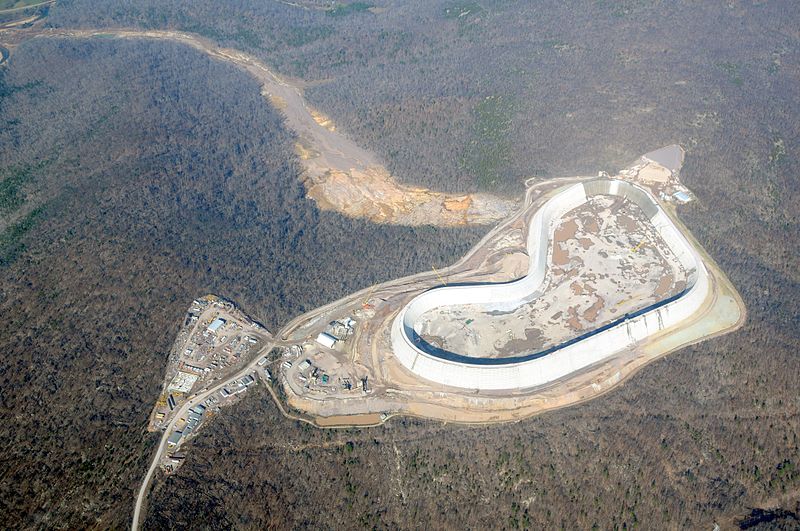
[0, 0, 798, 529]
[47, 1, 799, 195]
[0, 38, 481, 528]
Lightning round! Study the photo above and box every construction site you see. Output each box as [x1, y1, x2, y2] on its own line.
[413, 193, 689, 361]
[274, 145, 745, 423]
[147, 295, 270, 433]
[146, 146, 744, 429]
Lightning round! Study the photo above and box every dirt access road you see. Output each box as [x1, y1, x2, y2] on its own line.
[3, 26, 517, 226]
[0, 0, 54, 15]
[132, 339, 278, 531]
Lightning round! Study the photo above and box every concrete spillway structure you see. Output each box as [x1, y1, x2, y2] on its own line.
[390, 179, 710, 391]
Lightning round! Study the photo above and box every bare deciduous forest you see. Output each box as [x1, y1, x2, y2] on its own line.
[0, 37, 481, 528]
[1, 0, 798, 529]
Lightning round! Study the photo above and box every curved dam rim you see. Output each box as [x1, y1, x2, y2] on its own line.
[405, 287, 691, 366]
[392, 178, 707, 375]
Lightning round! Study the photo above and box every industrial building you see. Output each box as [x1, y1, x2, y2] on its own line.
[390, 179, 710, 391]
[167, 371, 198, 393]
[207, 318, 226, 334]
[183, 404, 206, 435]
[167, 430, 183, 447]
[315, 332, 338, 349]
[220, 374, 255, 397]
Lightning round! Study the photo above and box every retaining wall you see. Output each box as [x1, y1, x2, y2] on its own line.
[389, 179, 709, 390]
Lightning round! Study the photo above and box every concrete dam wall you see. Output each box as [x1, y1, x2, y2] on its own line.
[390, 179, 710, 391]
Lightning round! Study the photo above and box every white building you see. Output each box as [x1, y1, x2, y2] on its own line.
[207, 318, 226, 334]
[315, 332, 337, 349]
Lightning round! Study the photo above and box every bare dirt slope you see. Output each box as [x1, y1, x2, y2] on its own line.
[11, 27, 518, 226]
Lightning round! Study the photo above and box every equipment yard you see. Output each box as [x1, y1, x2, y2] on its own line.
[147, 295, 270, 437]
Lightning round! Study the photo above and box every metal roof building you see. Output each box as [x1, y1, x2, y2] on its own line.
[207, 318, 226, 334]
[167, 431, 183, 446]
[315, 332, 337, 349]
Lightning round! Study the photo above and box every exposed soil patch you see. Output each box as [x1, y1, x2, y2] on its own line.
[294, 141, 319, 161]
[309, 108, 336, 131]
[27, 28, 519, 228]
[555, 218, 578, 241]
[582, 216, 599, 234]
[444, 195, 472, 212]
[638, 162, 672, 183]
[655, 273, 674, 297]
[552, 242, 569, 266]
[618, 213, 638, 232]
[583, 297, 605, 322]
[306, 167, 517, 226]
[567, 307, 583, 331]
[570, 281, 583, 295]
